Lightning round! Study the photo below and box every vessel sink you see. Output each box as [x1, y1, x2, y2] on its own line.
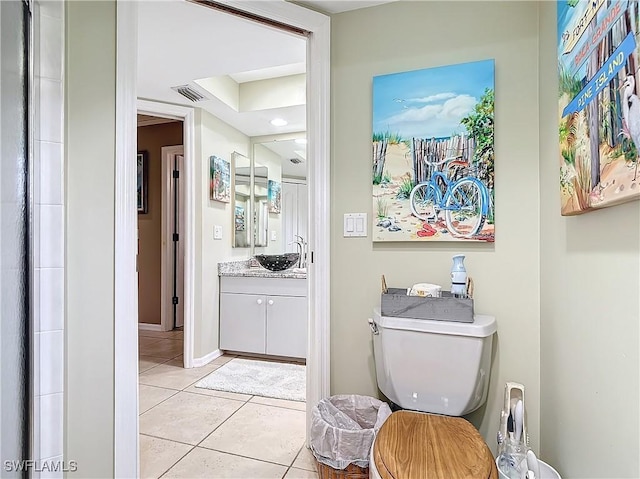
[254, 253, 299, 271]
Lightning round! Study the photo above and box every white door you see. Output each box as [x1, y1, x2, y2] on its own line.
[282, 182, 298, 249]
[162, 146, 185, 330]
[173, 154, 185, 328]
[297, 183, 308, 244]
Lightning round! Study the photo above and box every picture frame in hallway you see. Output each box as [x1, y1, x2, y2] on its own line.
[210, 155, 231, 203]
[137, 151, 148, 214]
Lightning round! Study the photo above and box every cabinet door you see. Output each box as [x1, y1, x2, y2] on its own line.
[220, 293, 266, 354]
[266, 296, 308, 358]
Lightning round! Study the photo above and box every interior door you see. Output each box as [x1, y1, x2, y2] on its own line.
[167, 149, 185, 329]
[282, 181, 298, 248]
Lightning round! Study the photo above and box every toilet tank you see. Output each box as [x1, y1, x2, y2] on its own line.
[371, 308, 496, 416]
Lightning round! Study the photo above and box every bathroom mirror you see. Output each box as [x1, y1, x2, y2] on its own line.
[252, 135, 307, 257]
[253, 164, 269, 247]
[232, 152, 251, 248]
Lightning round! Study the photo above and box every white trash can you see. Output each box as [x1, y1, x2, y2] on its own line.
[496, 456, 561, 479]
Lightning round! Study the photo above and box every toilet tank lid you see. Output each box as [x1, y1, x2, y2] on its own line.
[373, 308, 496, 338]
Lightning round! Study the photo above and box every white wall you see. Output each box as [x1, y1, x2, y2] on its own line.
[33, 0, 65, 472]
[65, 2, 116, 476]
[538, 3, 640, 477]
[331, 1, 541, 450]
[194, 109, 251, 358]
[239, 74, 306, 111]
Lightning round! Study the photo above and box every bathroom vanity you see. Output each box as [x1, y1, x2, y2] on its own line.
[218, 261, 307, 359]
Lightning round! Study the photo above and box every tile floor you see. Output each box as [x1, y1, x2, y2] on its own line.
[138, 329, 317, 479]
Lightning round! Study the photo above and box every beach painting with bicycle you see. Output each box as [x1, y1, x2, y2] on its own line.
[372, 59, 495, 242]
[557, 0, 640, 215]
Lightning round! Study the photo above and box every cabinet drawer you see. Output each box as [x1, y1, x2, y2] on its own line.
[220, 276, 307, 297]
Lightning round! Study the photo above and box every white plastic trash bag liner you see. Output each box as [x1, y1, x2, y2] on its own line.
[310, 395, 392, 470]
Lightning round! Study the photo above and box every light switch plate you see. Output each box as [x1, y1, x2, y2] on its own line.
[344, 213, 367, 237]
[271, 230, 277, 241]
[214, 225, 222, 240]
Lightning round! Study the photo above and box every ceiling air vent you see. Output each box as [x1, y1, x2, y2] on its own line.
[171, 85, 207, 103]
[289, 158, 303, 164]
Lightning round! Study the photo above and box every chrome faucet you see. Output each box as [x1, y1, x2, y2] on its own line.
[291, 235, 307, 268]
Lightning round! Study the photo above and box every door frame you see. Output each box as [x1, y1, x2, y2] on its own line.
[115, 1, 330, 476]
[161, 145, 186, 332]
[137, 100, 196, 367]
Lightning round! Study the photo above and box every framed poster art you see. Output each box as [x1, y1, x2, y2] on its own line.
[558, 0, 640, 214]
[137, 151, 148, 214]
[372, 59, 495, 242]
[268, 179, 281, 214]
[210, 155, 231, 203]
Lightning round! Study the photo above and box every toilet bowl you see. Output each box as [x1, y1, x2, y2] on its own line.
[369, 309, 497, 478]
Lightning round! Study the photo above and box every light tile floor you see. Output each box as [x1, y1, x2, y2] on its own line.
[138, 329, 317, 479]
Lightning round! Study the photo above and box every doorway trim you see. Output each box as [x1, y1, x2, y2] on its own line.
[160, 145, 186, 332]
[115, 1, 330, 476]
[137, 100, 196, 367]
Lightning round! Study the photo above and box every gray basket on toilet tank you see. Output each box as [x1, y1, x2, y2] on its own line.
[381, 288, 474, 323]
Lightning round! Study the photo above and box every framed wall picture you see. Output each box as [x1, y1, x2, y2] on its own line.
[372, 59, 495, 242]
[210, 155, 231, 203]
[557, 1, 640, 215]
[235, 205, 245, 231]
[268, 179, 281, 214]
[137, 151, 148, 214]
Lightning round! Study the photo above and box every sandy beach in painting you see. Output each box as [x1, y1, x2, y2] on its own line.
[561, 154, 640, 214]
[558, 94, 640, 215]
[372, 143, 495, 242]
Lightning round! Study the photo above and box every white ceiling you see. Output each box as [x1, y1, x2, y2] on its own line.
[294, 0, 396, 14]
[137, 0, 307, 138]
[137, 0, 394, 170]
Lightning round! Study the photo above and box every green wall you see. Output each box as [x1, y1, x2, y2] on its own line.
[539, 2, 640, 477]
[331, 1, 541, 451]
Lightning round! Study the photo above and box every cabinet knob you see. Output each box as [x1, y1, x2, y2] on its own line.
[257, 299, 263, 305]
[268, 299, 274, 305]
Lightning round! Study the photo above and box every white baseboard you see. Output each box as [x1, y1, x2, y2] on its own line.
[138, 323, 163, 331]
[192, 349, 223, 368]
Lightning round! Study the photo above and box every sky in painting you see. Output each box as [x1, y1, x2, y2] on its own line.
[372, 59, 494, 140]
[557, 0, 587, 45]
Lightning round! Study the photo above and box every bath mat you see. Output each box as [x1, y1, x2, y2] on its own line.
[195, 358, 305, 402]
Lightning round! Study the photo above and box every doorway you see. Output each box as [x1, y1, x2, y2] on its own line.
[137, 119, 185, 333]
[114, 2, 330, 476]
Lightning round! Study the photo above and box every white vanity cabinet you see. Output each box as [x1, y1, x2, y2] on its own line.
[219, 276, 307, 358]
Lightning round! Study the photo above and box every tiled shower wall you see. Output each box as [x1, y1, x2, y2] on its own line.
[33, 0, 64, 473]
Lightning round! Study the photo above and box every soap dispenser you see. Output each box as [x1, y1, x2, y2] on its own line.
[450, 254, 467, 297]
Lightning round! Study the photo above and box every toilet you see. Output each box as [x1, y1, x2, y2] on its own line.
[369, 308, 497, 479]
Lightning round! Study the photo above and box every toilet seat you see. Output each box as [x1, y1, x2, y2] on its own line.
[372, 411, 497, 479]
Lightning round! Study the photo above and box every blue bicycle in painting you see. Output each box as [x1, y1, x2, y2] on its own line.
[409, 155, 490, 238]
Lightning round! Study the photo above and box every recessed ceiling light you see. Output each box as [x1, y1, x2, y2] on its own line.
[294, 138, 307, 145]
[270, 118, 288, 126]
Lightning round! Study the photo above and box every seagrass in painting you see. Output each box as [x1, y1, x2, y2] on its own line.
[372, 60, 495, 242]
[558, 0, 640, 214]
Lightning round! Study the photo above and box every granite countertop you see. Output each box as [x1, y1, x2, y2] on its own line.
[218, 260, 307, 279]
